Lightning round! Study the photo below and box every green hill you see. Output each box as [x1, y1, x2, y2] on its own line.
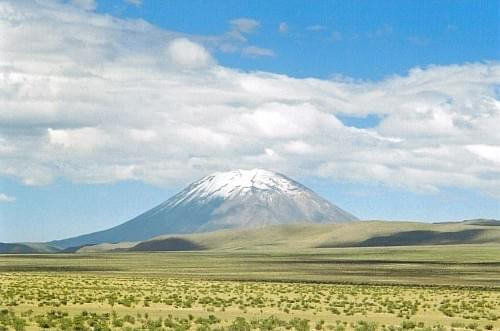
[77, 220, 500, 252]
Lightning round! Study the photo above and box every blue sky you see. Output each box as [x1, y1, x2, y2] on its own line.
[98, 0, 498, 79]
[0, 0, 499, 242]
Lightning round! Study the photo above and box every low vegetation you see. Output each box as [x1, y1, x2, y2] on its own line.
[0, 245, 498, 330]
[0, 273, 499, 330]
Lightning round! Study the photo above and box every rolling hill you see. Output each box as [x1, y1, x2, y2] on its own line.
[76, 220, 500, 253]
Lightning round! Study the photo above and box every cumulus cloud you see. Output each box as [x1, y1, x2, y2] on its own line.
[0, 193, 16, 203]
[0, 0, 499, 198]
[165, 38, 214, 69]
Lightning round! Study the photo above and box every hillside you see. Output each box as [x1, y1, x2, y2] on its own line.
[0, 242, 60, 254]
[76, 220, 500, 252]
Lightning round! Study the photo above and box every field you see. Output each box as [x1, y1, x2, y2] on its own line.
[0, 245, 499, 330]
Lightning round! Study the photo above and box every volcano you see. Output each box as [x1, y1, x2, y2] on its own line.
[51, 169, 357, 249]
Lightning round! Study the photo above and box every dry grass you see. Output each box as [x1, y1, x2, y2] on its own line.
[0, 244, 499, 330]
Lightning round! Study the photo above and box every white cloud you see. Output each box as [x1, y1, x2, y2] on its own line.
[466, 145, 500, 164]
[0, 193, 15, 203]
[71, 0, 97, 11]
[283, 141, 317, 155]
[227, 18, 260, 41]
[0, 1, 499, 198]
[48, 127, 109, 154]
[230, 18, 260, 34]
[205, 18, 271, 58]
[165, 38, 214, 69]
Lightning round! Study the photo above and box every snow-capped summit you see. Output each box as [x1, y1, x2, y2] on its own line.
[171, 169, 304, 205]
[51, 169, 358, 249]
[193, 168, 300, 197]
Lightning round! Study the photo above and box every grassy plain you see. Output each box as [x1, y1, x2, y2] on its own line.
[0, 245, 499, 330]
